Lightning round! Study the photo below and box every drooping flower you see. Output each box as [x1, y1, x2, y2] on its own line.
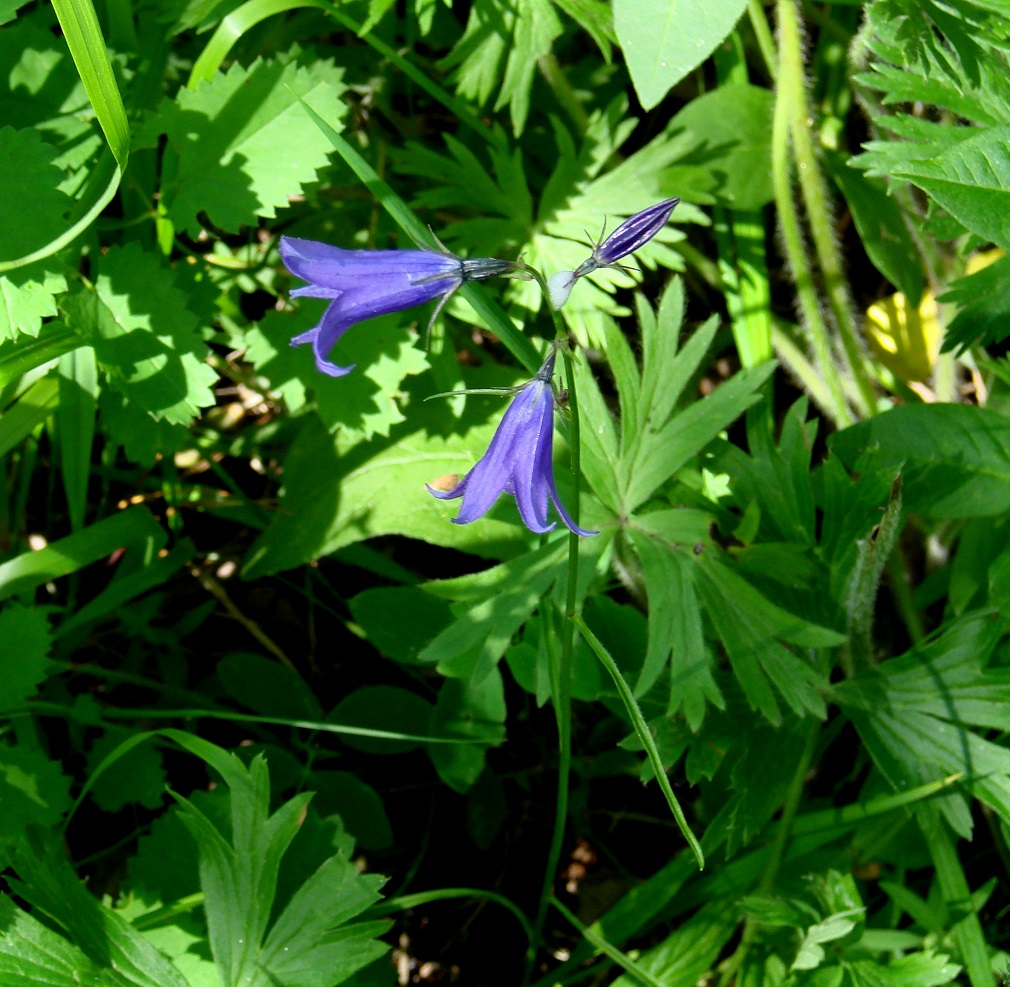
[428, 351, 596, 536]
[547, 198, 681, 310]
[280, 236, 517, 376]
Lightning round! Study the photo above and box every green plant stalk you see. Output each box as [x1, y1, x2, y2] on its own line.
[771, 10, 852, 428]
[771, 322, 838, 417]
[550, 896, 666, 987]
[748, 0, 779, 81]
[777, 0, 876, 418]
[572, 614, 703, 868]
[537, 52, 590, 135]
[376, 888, 534, 947]
[526, 300, 585, 982]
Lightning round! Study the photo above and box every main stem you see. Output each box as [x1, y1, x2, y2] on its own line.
[525, 287, 585, 982]
[777, 0, 876, 417]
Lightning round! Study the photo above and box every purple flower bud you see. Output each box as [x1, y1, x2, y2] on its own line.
[280, 236, 515, 377]
[589, 197, 680, 269]
[428, 352, 596, 536]
[546, 199, 680, 310]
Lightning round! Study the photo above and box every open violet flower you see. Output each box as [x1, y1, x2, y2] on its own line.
[280, 236, 517, 376]
[428, 350, 596, 536]
[547, 198, 680, 310]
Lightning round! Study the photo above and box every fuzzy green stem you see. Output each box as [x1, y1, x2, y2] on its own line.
[777, 0, 876, 418]
[538, 52, 590, 135]
[748, 0, 779, 80]
[772, 4, 853, 428]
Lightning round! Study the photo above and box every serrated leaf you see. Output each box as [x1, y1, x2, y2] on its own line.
[174, 752, 387, 987]
[0, 744, 72, 839]
[891, 125, 1010, 249]
[837, 610, 1010, 837]
[0, 604, 52, 711]
[0, 263, 68, 341]
[136, 56, 348, 235]
[439, 0, 561, 135]
[0, 127, 69, 338]
[829, 403, 1010, 519]
[614, 0, 749, 110]
[695, 553, 838, 724]
[9, 832, 190, 987]
[624, 361, 776, 513]
[941, 253, 1010, 352]
[62, 244, 216, 425]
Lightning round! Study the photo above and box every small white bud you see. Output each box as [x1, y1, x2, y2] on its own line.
[547, 270, 577, 310]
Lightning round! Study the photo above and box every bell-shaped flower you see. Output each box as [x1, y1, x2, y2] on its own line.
[548, 198, 680, 310]
[280, 236, 517, 376]
[428, 352, 596, 536]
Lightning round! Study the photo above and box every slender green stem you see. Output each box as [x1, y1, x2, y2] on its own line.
[777, 0, 876, 418]
[376, 888, 534, 947]
[537, 52, 589, 135]
[525, 292, 585, 982]
[771, 323, 839, 418]
[572, 614, 703, 868]
[748, 0, 779, 81]
[550, 896, 666, 987]
[771, 3, 852, 428]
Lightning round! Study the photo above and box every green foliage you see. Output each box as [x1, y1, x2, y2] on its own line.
[135, 55, 348, 235]
[5, 0, 1010, 984]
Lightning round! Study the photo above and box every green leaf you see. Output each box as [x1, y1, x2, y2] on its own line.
[62, 244, 216, 425]
[694, 553, 838, 724]
[348, 587, 455, 665]
[418, 541, 568, 681]
[242, 370, 535, 579]
[0, 745, 72, 839]
[0, 506, 166, 602]
[0, 128, 70, 337]
[173, 751, 387, 987]
[614, 0, 749, 110]
[0, 605, 52, 711]
[610, 902, 738, 987]
[9, 832, 190, 987]
[629, 513, 722, 729]
[0, 264, 69, 342]
[940, 254, 1010, 353]
[670, 84, 775, 210]
[136, 55, 347, 234]
[218, 652, 322, 720]
[829, 404, 1010, 519]
[0, 893, 119, 987]
[439, 0, 562, 135]
[427, 669, 507, 792]
[311, 771, 393, 851]
[837, 611, 1010, 837]
[624, 361, 775, 513]
[890, 125, 1010, 249]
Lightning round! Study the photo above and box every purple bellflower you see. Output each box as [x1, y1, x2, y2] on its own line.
[428, 350, 596, 536]
[547, 197, 680, 309]
[280, 236, 517, 376]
